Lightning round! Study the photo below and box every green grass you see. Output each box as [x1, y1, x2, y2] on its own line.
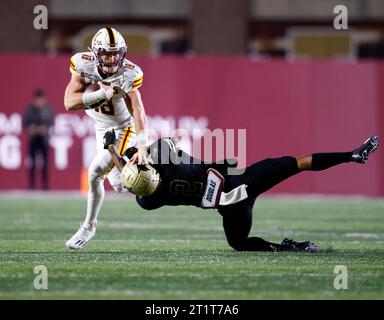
[0, 194, 383, 300]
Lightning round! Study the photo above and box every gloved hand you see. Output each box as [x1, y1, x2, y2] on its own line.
[129, 146, 149, 165]
[103, 129, 116, 149]
[97, 81, 114, 100]
[112, 86, 126, 99]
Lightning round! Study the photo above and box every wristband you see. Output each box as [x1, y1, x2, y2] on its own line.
[82, 88, 107, 109]
[137, 129, 148, 147]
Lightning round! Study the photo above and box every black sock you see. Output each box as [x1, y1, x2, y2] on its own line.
[234, 237, 280, 252]
[311, 152, 352, 171]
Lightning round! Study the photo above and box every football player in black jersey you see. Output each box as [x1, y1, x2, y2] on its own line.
[103, 130, 379, 252]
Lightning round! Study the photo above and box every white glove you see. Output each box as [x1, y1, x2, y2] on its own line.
[97, 81, 114, 100]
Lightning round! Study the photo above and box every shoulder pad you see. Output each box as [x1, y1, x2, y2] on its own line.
[81, 53, 94, 61]
[69, 52, 96, 78]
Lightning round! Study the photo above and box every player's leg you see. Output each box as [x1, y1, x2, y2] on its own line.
[220, 199, 280, 251]
[220, 138, 379, 252]
[41, 140, 49, 190]
[66, 126, 136, 249]
[28, 138, 37, 190]
[245, 136, 379, 197]
[298, 136, 379, 170]
[65, 150, 110, 249]
[220, 200, 317, 252]
[243, 156, 301, 197]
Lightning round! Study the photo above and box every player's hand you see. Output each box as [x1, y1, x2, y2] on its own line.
[98, 81, 114, 100]
[129, 147, 149, 165]
[103, 129, 116, 149]
[112, 86, 126, 99]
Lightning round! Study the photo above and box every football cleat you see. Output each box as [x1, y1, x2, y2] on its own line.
[66, 221, 97, 250]
[279, 238, 317, 252]
[351, 136, 379, 164]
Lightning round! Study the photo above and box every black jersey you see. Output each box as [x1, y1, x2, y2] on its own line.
[135, 139, 208, 210]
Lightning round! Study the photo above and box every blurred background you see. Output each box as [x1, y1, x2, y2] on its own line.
[0, 0, 383, 195]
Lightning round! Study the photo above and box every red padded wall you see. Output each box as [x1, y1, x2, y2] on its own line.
[0, 54, 382, 195]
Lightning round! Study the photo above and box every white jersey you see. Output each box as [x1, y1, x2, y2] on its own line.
[69, 52, 143, 130]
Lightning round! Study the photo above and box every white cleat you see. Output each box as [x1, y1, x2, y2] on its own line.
[66, 222, 97, 250]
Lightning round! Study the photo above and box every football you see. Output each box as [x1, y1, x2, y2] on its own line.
[84, 82, 131, 111]
[84, 82, 107, 108]
[84, 82, 101, 92]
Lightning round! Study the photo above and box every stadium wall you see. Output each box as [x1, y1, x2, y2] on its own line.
[0, 54, 382, 195]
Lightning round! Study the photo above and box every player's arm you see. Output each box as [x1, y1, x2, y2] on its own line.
[108, 145, 127, 172]
[64, 73, 114, 112]
[126, 88, 149, 165]
[103, 129, 127, 172]
[64, 73, 87, 111]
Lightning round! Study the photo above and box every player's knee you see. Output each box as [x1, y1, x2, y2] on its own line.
[88, 158, 110, 183]
[88, 167, 103, 184]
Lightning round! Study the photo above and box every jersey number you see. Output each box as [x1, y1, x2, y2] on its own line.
[170, 180, 203, 197]
[95, 100, 115, 115]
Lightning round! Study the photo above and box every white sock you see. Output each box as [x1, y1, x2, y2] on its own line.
[83, 177, 105, 226]
[83, 158, 108, 227]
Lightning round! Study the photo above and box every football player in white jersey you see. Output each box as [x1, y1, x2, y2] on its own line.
[64, 27, 149, 249]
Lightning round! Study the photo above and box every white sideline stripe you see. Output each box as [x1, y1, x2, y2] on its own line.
[345, 233, 381, 239]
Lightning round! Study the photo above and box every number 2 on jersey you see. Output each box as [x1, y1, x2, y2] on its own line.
[170, 180, 203, 196]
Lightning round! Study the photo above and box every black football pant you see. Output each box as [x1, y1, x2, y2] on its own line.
[218, 156, 301, 251]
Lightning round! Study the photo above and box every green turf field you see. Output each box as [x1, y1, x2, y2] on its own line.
[0, 194, 383, 300]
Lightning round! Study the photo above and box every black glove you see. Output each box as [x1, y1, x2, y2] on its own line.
[125, 146, 138, 159]
[103, 129, 116, 149]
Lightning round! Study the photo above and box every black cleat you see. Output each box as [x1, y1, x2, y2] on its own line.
[351, 136, 379, 164]
[279, 238, 317, 252]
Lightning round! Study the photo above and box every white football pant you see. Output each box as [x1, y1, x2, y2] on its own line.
[84, 126, 136, 226]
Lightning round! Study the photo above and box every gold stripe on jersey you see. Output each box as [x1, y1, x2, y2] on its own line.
[132, 83, 143, 89]
[70, 57, 77, 71]
[132, 82, 143, 89]
[132, 76, 143, 88]
[70, 57, 79, 74]
[133, 75, 143, 84]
